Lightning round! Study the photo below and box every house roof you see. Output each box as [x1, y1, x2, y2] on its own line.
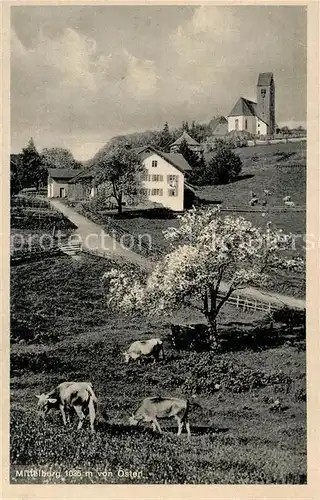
[209, 116, 228, 131]
[159, 151, 192, 172]
[48, 168, 80, 179]
[68, 168, 95, 183]
[170, 131, 200, 147]
[228, 97, 258, 117]
[257, 72, 274, 86]
[133, 145, 192, 173]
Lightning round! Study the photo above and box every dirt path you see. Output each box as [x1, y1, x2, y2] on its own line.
[49, 199, 152, 269]
[50, 199, 305, 311]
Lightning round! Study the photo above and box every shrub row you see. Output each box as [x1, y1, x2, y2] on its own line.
[181, 355, 293, 394]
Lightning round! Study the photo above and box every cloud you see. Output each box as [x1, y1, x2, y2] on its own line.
[11, 25, 159, 152]
[10, 6, 307, 160]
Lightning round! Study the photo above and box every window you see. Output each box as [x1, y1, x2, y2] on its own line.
[151, 188, 163, 196]
[261, 89, 266, 97]
[151, 160, 158, 167]
[235, 119, 239, 131]
[167, 174, 178, 184]
[245, 119, 248, 129]
[168, 188, 177, 197]
[152, 174, 163, 182]
[142, 174, 151, 181]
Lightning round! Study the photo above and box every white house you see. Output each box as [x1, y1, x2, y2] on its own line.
[47, 169, 80, 198]
[136, 145, 192, 212]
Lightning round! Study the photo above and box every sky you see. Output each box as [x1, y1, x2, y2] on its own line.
[11, 5, 307, 161]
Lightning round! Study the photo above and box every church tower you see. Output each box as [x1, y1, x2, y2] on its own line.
[257, 73, 275, 135]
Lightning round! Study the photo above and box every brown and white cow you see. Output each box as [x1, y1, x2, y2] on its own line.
[123, 338, 164, 364]
[129, 396, 192, 437]
[36, 381, 98, 432]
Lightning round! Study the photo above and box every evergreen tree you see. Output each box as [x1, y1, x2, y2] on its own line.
[206, 139, 242, 185]
[188, 150, 207, 185]
[182, 121, 190, 132]
[158, 122, 172, 152]
[191, 120, 197, 138]
[10, 155, 23, 196]
[178, 138, 205, 185]
[20, 138, 47, 190]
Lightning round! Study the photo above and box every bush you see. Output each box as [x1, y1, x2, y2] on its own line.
[206, 140, 242, 184]
[182, 354, 292, 394]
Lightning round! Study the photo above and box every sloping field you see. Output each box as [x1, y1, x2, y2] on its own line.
[10, 255, 306, 484]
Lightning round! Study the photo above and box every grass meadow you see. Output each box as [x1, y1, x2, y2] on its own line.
[10, 255, 306, 484]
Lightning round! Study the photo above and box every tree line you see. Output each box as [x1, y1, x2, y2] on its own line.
[11, 138, 82, 196]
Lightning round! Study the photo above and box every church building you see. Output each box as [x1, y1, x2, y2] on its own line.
[228, 73, 275, 136]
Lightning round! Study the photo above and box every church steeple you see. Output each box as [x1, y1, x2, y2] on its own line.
[257, 73, 275, 135]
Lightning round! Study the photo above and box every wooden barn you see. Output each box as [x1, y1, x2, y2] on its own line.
[68, 168, 96, 201]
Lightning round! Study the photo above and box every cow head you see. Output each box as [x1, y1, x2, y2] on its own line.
[128, 414, 139, 426]
[123, 352, 130, 364]
[35, 393, 58, 417]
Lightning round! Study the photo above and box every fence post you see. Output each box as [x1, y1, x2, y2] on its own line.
[236, 295, 240, 308]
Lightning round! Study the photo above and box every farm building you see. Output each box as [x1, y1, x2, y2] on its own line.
[47, 169, 81, 198]
[228, 72, 275, 136]
[68, 168, 96, 201]
[64, 145, 193, 211]
[170, 131, 202, 154]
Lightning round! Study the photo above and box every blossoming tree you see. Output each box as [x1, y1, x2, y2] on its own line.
[103, 207, 304, 349]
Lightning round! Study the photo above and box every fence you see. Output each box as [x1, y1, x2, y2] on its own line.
[83, 206, 165, 259]
[220, 205, 306, 213]
[11, 196, 54, 210]
[10, 246, 63, 266]
[217, 292, 278, 314]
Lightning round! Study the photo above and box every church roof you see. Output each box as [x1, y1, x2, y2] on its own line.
[228, 97, 258, 117]
[257, 72, 274, 86]
[170, 131, 200, 147]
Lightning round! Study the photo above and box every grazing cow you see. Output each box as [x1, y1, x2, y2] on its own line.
[250, 191, 257, 198]
[283, 195, 291, 202]
[284, 200, 295, 208]
[36, 381, 98, 432]
[264, 189, 271, 196]
[168, 324, 211, 352]
[261, 199, 268, 207]
[249, 197, 259, 207]
[129, 396, 192, 437]
[124, 338, 164, 364]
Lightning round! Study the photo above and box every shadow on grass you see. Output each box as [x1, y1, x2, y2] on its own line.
[230, 174, 255, 184]
[96, 422, 229, 437]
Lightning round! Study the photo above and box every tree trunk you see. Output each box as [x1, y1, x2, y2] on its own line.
[207, 316, 220, 352]
[117, 197, 123, 215]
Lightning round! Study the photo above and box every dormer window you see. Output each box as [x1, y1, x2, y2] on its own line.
[151, 160, 158, 167]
